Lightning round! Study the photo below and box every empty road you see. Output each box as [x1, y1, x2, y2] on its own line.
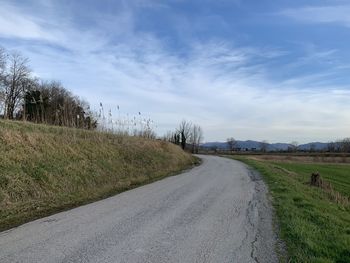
[0, 155, 278, 263]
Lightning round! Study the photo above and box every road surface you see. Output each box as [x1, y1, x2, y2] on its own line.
[0, 155, 278, 263]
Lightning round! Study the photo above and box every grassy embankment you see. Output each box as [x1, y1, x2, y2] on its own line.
[229, 155, 350, 263]
[0, 120, 197, 231]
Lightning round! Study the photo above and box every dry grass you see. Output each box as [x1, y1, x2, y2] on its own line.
[249, 154, 350, 164]
[0, 120, 197, 231]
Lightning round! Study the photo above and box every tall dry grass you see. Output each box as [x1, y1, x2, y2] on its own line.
[249, 154, 350, 164]
[0, 120, 196, 231]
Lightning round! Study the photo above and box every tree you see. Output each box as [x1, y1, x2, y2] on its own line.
[340, 138, 350, 153]
[0, 47, 5, 68]
[0, 47, 6, 80]
[166, 121, 203, 153]
[0, 89, 4, 115]
[189, 124, 203, 153]
[259, 140, 269, 152]
[24, 87, 48, 123]
[195, 125, 203, 153]
[163, 131, 172, 142]
[226, 137, 237, 152]
[3, 52, 31, 119]
[174, 132, 181, 145]
[20, 80, 96, 129]
[0, 46, 96, 129]
[0, 47, 7, 115]
[177, 120, 192, 150]
[327, 141, 336, 152]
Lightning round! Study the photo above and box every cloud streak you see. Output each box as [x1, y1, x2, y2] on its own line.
[0, 3, 55, 41]
[0, 0, 349, 143]
[279, 5, 350, 27]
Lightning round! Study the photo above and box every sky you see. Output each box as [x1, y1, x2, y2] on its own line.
[0, 0, 349, 143]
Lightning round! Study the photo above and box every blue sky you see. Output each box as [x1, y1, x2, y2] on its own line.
[1, 0, 349, 143]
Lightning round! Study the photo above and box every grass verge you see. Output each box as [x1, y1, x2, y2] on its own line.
[227, 155, 350, 263]
[0, 120, 198, 231]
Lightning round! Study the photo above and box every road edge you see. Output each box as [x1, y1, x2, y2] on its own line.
[223, 156, 287, 263]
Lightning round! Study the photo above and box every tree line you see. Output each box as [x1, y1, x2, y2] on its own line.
[0, 47, 96, 129]
[164, 120, 203, 153]
[327, 138, 350, 153]
[225, 137, 350, 153]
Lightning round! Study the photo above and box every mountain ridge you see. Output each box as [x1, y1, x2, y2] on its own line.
[201, 140, 328, 151]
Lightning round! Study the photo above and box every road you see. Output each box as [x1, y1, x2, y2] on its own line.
[0, 155, 278, 263]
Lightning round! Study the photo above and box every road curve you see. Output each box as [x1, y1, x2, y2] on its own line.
[0, 155, 278, 263]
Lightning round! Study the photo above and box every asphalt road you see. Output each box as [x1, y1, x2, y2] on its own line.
[0, 155, 278, 263]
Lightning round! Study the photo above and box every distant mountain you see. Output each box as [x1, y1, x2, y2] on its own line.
[201, 140, 328, 151]
[298, 142, 328, 151]
[267, 143, 290, 151]
[200, 142, 228, 149]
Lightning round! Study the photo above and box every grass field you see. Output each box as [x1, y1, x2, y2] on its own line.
[0, 120, 197, 231]
[229, 155, 350, 263]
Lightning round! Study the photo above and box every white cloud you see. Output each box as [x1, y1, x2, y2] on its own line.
[280, 5, 350, 27]
[1, 1, 349, 143]
[0, 3, 55, 41]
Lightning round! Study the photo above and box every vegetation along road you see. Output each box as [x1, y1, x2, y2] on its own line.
[0, 155, 278, 263]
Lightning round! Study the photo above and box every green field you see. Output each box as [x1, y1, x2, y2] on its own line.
[273, 162, 350, 198]
[229, 155, 350, 263]
[0, 120, 197, 231]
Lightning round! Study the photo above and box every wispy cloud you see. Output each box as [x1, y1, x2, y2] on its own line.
[0, 0, 349, 142]
[279, 5, 350, 27]
[0, 2, 56, 41]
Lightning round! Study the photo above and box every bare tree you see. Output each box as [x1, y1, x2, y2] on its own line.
[195, 126, 203, 153]
[0, 47, 6, 80]
[0, 47, 7, 115]
[327, 141, 336, 152]
[0, 47, 5, 67]
[164, 131, 181, 145]
[226, 137, 237, 152]
[259, 140, 269, 152]
[177, 120, 192, 150]
[190, 124, 203, 153]
[3, 52, 31, 119]
[163, 131, 172, 142]
[0, 90, 4, 115]
[0, 46, 97, 128]
[340, 138, 350, 153]
[190, 125, 198, 153]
